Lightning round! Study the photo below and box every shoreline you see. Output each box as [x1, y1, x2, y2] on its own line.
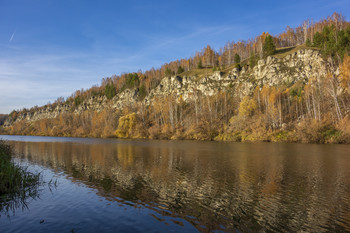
[1, 130, 349, 145]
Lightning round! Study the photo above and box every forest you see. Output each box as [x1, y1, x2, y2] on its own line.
[2, 12, 350, 143]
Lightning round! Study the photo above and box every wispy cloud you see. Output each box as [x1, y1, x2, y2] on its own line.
[0, 52, 103, 113]
[9, 31, 16, 42]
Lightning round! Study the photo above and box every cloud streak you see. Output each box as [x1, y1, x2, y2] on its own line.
[9, 31, 16, 42]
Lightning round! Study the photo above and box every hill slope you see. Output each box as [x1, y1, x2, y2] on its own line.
[2, 47, 350, 143]
[2, 12, 350, 143]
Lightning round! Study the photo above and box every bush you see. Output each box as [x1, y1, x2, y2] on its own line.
[295, 119, 337, 143]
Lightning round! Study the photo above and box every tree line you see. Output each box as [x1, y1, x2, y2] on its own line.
[7, 12, 346, 115]
[2, 12, 350, 143]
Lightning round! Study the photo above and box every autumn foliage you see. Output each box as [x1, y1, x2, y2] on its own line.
[2, 13, 350, 144]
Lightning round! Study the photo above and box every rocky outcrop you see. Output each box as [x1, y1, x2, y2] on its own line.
[4, 48, 329, 126]
[145, 49, 327, 101]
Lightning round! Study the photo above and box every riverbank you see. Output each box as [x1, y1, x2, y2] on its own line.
[1, 116, 350, 144]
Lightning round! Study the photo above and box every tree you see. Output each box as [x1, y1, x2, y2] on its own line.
[105, 83, 116, 100]
[203, 45, 215, 67]
[115, 113, 137, 138]
[138, 84, 147, 100]
[126, 73, 140, 88]
[305, 38, 312, 47]
[197, 59, 203, 69]
[177, 66, 185, 74]
[165, 68, 173, 76]
[74, 96, 83, 106]
[249, 54, 258, 68]
[313, 32, 323, 47]
[234, 53, 241, 64]
[239, 96, 257, 117]
[263, 35, 276, 57]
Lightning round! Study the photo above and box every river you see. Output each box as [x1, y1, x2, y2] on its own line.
[0, 135, 349, 232]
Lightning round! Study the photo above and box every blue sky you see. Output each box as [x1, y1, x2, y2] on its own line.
[0, 0, 349, 114]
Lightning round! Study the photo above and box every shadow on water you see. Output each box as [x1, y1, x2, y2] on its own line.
[2, 137, 350, 232]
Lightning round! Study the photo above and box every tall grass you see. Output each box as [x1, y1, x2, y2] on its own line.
[0, 140, 41, 217]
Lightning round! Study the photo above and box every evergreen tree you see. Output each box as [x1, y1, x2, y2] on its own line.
[138, 84, 147, 100]
[126, 73, 140, 88]
[197, 60, 203, 69]
[263, 35, 276, 57]
[165, 68, 173, 76]
[305, 38, 312, 47]
[312, 32, 323, 47]
[249, 54, 258, 68]
[177, 66, 185, 74]
[234, 53, 241, 64]
[105, 83, 116, 100]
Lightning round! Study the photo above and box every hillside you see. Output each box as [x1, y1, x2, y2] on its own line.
[1, 13, 350, 143]
[4, 47, 324, 123]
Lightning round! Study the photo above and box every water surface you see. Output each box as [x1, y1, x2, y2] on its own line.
[1, 135, 350, 232]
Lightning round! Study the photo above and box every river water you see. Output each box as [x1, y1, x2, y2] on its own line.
[0, 135, 349, 232]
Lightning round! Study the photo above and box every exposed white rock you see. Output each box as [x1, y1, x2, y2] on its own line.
[5, 49, 330, 126]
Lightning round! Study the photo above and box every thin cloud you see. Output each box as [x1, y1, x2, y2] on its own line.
[0, 52, 104, 113]
[9, 31, 16, 42]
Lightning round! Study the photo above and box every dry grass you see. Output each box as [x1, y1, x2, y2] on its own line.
[273, 45, 320, 59]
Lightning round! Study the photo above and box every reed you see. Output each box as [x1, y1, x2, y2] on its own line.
[0, 140, 41, 216]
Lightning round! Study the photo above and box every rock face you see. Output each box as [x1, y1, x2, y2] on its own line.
[146, 49, 327, 100]
[4, 49, 329, 126]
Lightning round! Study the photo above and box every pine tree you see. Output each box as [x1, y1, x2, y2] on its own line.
[197, 60, 203, 69]
[305, 38, 312, 47]
[105, 83, 116, 100]
[263, 35, 276, 57]
[165, 68, 173, 76]
[234, 53, 241, 64]
[177, 66, 185, 74]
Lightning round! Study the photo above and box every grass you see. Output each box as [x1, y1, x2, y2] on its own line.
[181, 67, 216, 78]
[0, 140, 41, 217]
[273, 45, 320, 59]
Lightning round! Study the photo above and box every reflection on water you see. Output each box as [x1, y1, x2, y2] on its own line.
[0, 163, 42, 219]
[2, 136, 350, 232]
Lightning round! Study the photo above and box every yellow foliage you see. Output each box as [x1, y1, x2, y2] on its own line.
[238, 96, 257, 117]
[340, 54, 350, 92]
[115, 113, 137, 138]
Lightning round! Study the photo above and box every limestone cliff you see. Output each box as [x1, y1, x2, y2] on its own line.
[4, 48, 329, 126]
